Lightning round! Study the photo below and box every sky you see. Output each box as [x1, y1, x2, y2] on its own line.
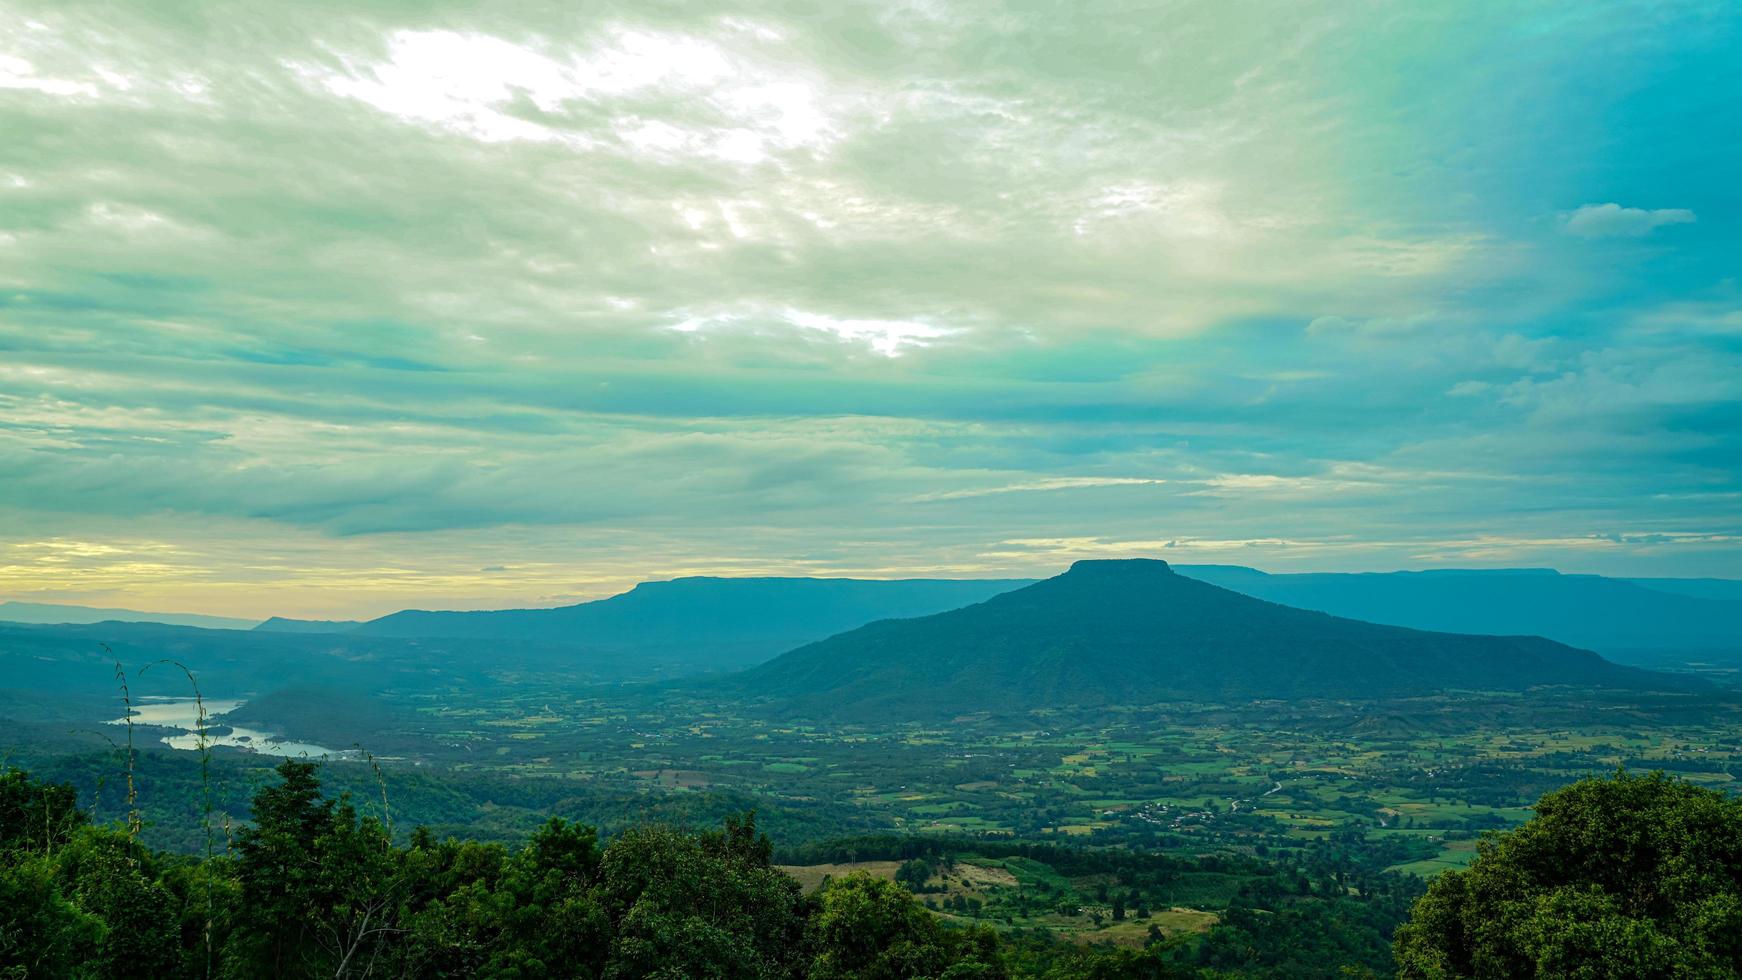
[2, 1, 1739, 619]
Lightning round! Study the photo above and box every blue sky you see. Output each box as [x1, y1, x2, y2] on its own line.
[1, 1, 1738, 617]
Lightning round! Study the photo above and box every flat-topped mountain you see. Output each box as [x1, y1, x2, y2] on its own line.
[349, 576, 1032, 670]
[734, 559, 1679, 718]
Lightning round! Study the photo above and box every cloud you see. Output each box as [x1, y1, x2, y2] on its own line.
[914, 477, 1168, 502]
[1562, 203, 1696, 238]
[0, 2, 1739, 614]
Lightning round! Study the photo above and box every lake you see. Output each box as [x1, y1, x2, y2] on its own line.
[109, 696, 354, 759]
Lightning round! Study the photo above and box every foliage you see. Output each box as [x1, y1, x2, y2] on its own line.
[1393, 771, 1742, 978]
[0, 763, 1075, 979]
[807, 874, 1004, 980]
[18, 759, 1730, 978]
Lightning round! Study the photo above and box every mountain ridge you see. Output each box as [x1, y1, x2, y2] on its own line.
[347, 575, 1036, 670]
[0, 600, 259, 631]
[1172, 565, 1742, 662]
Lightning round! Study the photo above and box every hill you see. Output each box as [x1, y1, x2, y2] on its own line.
[349, 576, 1032, 670]
[1173, 566, 1742, 664]
[253, 616, 365, 633]
[734, 559, 1678, 718]
[0, 600, 258, 631]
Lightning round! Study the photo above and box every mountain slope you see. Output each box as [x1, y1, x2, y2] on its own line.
[1624, 577, 1742, 603]
[349, 576, 1032, 669]
[735, 559, 1675, 718]
[1173, 566, 1742, 663]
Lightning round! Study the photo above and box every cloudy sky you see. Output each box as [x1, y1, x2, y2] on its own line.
[2, 1, 1738, 618]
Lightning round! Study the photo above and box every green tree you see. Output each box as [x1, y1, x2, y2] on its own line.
[598, 814, 806, 979]
[224, 759, 396, 978]
[0, 767, 85, 853]
[53, 827, 183, 978]
[896, 857, 934, 891]
[806, 873, 1005, 980]
[1394, 771, 1742, 978]
[0, 853, 105, 979]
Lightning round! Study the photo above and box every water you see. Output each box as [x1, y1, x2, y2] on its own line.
[109, 696, 355, 759]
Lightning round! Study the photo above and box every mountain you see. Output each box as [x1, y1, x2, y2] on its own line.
[0, 600, 258, 631]
[1172, 566, 1742, 664]
[1626, 578, 1742, 602]
[349, 576, 1033, 670]
[253, 616, 365, 633]
[734, 559, 1677, 718]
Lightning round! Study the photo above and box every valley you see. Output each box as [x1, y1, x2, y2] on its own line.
[7, 561, 1741, 974]
[340, 687, 1742, 873]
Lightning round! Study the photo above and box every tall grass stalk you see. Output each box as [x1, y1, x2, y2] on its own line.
[363, 746, 393, 847]
[145, 658, 214, 980]
[105, 647, 140, 839]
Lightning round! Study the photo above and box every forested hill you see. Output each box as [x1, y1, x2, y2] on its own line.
[734, 559, 1678, 719]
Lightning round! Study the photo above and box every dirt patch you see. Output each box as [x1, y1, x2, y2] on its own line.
[923, 860, 1019, 898]
[1057, 907, 1220, 948]
[629, 769, 711, 789]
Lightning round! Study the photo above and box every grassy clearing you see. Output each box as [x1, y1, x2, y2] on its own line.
[775, 860, 903, 893]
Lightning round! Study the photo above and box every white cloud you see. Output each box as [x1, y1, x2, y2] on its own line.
[670, 305, 954, 356]
[1071, 179, 1238, 240]
[916, 477, 1168, 501]
[0, 53, 98, 97]
[1563, 203, 1695, 238]
[301, 26, 846, 164]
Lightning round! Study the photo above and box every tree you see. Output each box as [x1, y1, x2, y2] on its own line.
[0, 854, 104, 979]
[1394, 771, 1742, 978]
[225, 759, 399, 978]
[807, 874, 1005, 980]
[225, 759, 335, 976]
[53, 827, 182, 978]
[896, 857, 934, 891]
[0, 767, 85, 853]
[597, 815, 805, 979]
[0, 768, 105, 979]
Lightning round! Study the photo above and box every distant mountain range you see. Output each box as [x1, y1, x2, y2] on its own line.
[345, 577, 1032, 670]
[732, 559, 1683, 719]
[0, 601, 259, 631]
[334, 565, 1742, 667]
[1172, 566, 1742, 664]
[0, 562, 1721, 739]
[10, 565, 1739, 683]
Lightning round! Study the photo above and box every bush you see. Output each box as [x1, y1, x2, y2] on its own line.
[1394, 771, 1742, 978]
